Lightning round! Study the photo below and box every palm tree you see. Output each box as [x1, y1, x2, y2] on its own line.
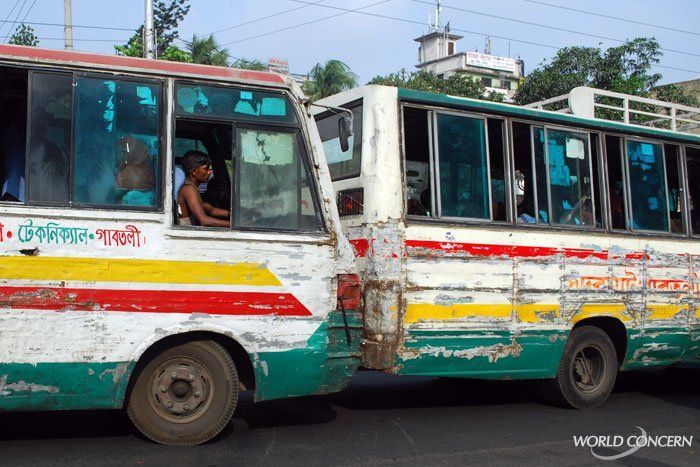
[231, 58, 267, 71]
[302, 60, 358, 100]
[186, 34, 229, 67]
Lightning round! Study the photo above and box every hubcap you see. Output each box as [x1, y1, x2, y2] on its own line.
[151, 358, 212, 421]
[572, 345, 605, 393]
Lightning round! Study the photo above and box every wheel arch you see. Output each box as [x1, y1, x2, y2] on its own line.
[572, 317, 628, 366]
[121, 329, 256, 409]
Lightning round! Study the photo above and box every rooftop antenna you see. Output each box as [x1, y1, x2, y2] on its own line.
[485, 36, 492, 55]
[434, 0, 441, 32]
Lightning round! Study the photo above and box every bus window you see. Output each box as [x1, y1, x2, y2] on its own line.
[664, 145, 683, 234]
[436, 112, 489, 220]
[625, 140, 669, 232]
[0, 67, 28, 203]
[74, 77, 160, 207]
[606, 135, 627, 230]
[487, 118, 507, 222]
[512, 122, 545, 224]
[403, 106, 432, 217]
[546, 129, 594, 226]
[590, 133, 603, 228]
[26, 73, 72, 204]
[236, 128, 322, 231]
[687, 146, 700, 235]
[315, 101, 363, 181]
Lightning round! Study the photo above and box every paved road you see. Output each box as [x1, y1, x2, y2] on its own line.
[0, 368, 697, 466]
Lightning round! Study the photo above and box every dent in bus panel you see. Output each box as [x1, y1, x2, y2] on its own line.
[625, 140, 669, 232]
[74, 78, 160, 207]
[236, 128, 321, 231]
[0, 67, 29, 203]
[687, 146, 700, 235]
[175, 84, 297, 124]
[403, 106, 432, 216]
[436, 113, 488, 219]
[546, 129, 594, 226]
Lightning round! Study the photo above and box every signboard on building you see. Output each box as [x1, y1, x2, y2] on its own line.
[465, 52, 517, 74]
[268, 57, 289, 74]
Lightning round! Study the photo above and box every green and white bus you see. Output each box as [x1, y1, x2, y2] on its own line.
[315, 85, 699, 409]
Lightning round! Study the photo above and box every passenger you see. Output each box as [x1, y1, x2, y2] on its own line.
[177, 150, 230, 227]
[115, 136, 155, 206]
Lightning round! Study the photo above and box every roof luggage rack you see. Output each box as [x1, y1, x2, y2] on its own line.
[525, 86, 700, 135]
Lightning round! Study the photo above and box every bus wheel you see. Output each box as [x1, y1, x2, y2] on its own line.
[550, 326, 618, 409]
[127, 340, 239, 445]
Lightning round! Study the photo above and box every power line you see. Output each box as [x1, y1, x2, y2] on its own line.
[0, 19, 134, 32]
[218, 0, 392, 47]
[287, 0, 700, 75]
[521, 0, 700, 37]
[194, 0, 328, 39]
[1, 35, 128, 43]
[18, 0, 37, 26]
[0, 1, 22, 39]
[410, 0, 700, 59]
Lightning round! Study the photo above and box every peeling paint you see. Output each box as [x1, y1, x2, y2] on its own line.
[0, 375, 59, 396]
[98, 363, 129, 384]
[399, 338, 523, 364]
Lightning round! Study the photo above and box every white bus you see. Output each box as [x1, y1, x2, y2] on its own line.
[315, 85, 700, 409]
[0, 44, 362, 445]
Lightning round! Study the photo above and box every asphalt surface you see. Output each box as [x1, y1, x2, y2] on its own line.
[0, 368, 697, 466]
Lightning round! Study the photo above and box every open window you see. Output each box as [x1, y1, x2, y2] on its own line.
[0, 66, 28, 203]
[686, 146, 700, 236]
[605, 135, 627, 230]
[403, 106, 432, 217]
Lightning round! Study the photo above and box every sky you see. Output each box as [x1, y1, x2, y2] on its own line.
[1, 0, 698, 86]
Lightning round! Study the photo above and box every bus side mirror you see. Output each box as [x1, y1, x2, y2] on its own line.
[338, 116, 353, 152]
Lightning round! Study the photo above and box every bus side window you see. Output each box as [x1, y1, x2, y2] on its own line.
[605, 135, 627, 230]
[487, 118, 507, 222]
[686, 146, 700, 235]
[403, 106, 432, 217]
[512, 122, 537, 224]
[625, 140, 669, 232]
[664, 144, 683, 234]
[0, 66, 28, 203]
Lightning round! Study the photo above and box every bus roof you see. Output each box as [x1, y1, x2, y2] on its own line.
[0, 44, 286, 86]
[397, 87, 700, 145]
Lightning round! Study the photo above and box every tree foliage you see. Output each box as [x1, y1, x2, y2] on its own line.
[9, 24, 39, 46]
[232, 58, 267, 71]
[115, 0, 190, 59]
[185, 35, 229, 66]
[303, 60, 359, 100]
[369, 69, 504, 101]
[514, 37, 697, 106]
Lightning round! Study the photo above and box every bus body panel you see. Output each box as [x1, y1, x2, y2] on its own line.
[315, 85, 699, 380]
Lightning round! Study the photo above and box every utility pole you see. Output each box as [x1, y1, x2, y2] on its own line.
[63, 0, 73, 50]
[144, 0, 156, 59]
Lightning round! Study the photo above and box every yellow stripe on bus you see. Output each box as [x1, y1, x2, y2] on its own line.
[646, 303, 687, 320]
[405, 303, 561, 324]
[570, 303, 632, 324]
[0, 256, 281, 286]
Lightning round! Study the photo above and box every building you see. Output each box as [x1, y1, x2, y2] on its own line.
[415, 31, 524, 102]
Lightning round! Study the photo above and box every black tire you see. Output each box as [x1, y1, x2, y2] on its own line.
[127, 340, 238, 445]
[548, 325, 619, 409]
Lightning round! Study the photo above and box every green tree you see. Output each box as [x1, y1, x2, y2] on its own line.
[8, 23, 39, 46]
[514, 37, 696, 106]
[303, 60, 358, 100]
[186, 34, 229, 66]
[369, 69, 503, 101]
[115, 0, 190, 59]
[232, 58, 267, 71]
[653, 83, 700, 108]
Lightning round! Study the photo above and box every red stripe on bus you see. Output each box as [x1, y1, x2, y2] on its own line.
[405, 240, 612, 259]
[0, 287, 311, 316]
[0, 44, 285, 83]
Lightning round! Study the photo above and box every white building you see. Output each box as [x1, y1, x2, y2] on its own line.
[415, 31, 524, 102]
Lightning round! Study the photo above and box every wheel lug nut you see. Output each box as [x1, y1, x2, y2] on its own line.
[188, 374, 195, 381]
[167, 402, 173, 408]
[159, 385, 167, 393]
[193, 391, 201, 398]
[170, 372, 177, 379]
[183, 404, 190, 411]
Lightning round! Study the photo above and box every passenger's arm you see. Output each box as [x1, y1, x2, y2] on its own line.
[181, 185, 230, 227]
[202, 202, 230, 220]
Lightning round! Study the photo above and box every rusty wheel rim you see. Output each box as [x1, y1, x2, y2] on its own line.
[149, 356, 214, 423]
[571, 345, 605, 393]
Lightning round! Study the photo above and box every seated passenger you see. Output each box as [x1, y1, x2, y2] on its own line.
[177, 150, 230, 227]
[115, 136, 155, 206]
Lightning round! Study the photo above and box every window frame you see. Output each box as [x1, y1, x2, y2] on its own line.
[682, 143, 700, 238]
[313, 98, 364, 182]
[231, 121, 326, 234]
[15, 68, 166, 211]
[623, 136, 672, 235]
